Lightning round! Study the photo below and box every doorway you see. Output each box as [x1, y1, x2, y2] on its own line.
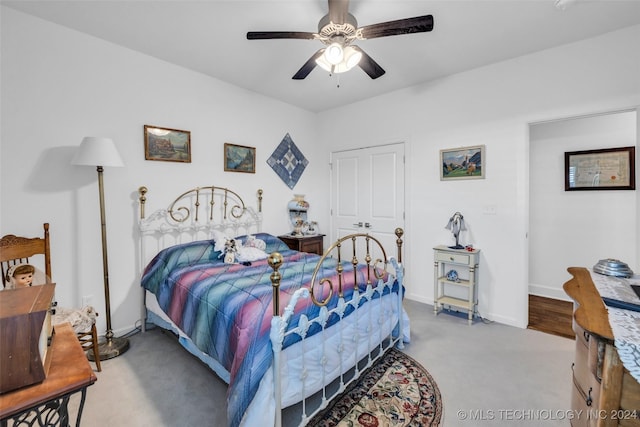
[330, 143, 405, 257]
[528, 109, 637, 332]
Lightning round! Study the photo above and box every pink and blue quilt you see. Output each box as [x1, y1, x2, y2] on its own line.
[141, 233, 398, 427]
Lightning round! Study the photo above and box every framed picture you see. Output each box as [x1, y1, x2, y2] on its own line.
[440, 145, 485, 180]
[565, 146, 635, 191]
[144, 125, 191, 163]
[224, 143, 256, 173]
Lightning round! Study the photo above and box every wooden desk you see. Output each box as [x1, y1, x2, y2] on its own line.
[0, 323, 97, 426]
[564, 267, 640, 427]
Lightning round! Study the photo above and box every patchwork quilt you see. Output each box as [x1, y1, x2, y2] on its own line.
[141, 233, 397, 427]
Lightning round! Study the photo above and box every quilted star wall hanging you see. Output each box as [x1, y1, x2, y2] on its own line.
[267, 133, 309, 189]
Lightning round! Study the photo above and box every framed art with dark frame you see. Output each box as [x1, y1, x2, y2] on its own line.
[224, 143, 256, 173]
[564, 146, 635, 191]
[440, 145, 485, 180]
[144, 125, 191, 163]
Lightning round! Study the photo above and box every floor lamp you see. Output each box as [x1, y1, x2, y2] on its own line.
[72, 136, 129, 360]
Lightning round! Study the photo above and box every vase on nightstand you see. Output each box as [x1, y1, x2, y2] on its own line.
[288, 194, 309, 235]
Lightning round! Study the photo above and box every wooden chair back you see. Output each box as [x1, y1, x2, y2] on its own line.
[0, 223, 52, 288]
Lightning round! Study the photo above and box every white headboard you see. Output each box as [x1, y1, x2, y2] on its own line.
[137, 186, 263, 268]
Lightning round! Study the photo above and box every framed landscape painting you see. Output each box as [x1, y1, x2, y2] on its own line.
[440, 145, 485, 180]
[224, 143, 256, 173]
[144, 125, 191, 163]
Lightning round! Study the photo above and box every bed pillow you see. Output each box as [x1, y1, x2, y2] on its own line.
[212, 231, 228, 253]
[242, 234, 266, 251]
[259, 233, 291, 253]
[211, 232, 270, 263]
[234, 235, 268, 262]
[236, 244, 268, 262]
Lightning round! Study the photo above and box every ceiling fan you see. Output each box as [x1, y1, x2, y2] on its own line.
[246, 0, 434, 80]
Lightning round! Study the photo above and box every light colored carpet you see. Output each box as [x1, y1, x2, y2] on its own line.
[68, 299, 574, 426]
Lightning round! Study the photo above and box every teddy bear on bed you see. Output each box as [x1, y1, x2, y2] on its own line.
[223, 238, 238, 264]
[212, 231, 268, 265]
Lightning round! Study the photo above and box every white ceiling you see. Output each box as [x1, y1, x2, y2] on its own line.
[4, 0, 640, 112]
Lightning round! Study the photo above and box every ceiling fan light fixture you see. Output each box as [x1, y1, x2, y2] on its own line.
[331, 46, 362, 74]
[248, 2, 435, 81]
[324, 42, 344, 65]
[315, 46, 362, 74]
[343, 46, 362, 69]
[315, 52, 333, 72]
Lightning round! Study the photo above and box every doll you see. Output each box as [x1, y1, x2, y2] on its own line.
[224, 238, 238, 264]
[5, 264, 35, 289]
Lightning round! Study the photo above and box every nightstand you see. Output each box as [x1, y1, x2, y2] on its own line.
[433, 245, 480, 325]
[278, 234, 325, 255]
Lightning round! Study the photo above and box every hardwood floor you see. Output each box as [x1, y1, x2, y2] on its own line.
[528, 294, 575, 339]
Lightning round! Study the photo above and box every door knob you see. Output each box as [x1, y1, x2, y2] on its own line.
[364, 222, 372, 228]
[353, 222, 363, 227]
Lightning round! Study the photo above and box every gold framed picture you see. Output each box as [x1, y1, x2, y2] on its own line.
[224, 143, 256, 173]
[144, 125, 191, 163]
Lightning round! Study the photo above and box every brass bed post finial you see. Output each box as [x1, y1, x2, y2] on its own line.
[395, 228, 404, 263]
[268, 252, 284, 316]
[257, 189, 263, 213]
[139, 186, 148, 219]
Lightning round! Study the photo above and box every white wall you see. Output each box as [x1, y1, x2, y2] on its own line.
[318, 25, 640, 327]
[0, 7, 326, 335]
[2, 6, 639, 333]
[529, 111, 637, 300]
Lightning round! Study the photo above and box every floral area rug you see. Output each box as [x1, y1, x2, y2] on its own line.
[308, 348, 443, 427]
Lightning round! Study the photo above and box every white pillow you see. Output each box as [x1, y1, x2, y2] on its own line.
[244, 235, 267, 251]
[236, 245, 268, 262]
[212, 230, 228, 253]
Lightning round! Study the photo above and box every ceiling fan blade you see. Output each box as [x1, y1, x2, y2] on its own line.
[328, 0, 349, 24]
[292, 49, 325, 80]
[359, 15, 434, 40]
[352, 46, 385, 79]
[247, 31, 316, 40]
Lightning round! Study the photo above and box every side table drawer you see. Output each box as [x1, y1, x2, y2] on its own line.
[299, 237, 323, 255]
[435, 251, 469, 265]
[278, 234, 325, 256]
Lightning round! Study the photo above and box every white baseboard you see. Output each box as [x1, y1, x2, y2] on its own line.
[528, 283, 571, 302]
[404, 295, 525, 329]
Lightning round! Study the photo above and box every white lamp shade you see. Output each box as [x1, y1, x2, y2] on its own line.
[72, 137, 124, 167]
[317, 46, 362, 74]
[324, 43, 344, 65]
[343, 46, 362, 69]
[316, 52, 333, 72]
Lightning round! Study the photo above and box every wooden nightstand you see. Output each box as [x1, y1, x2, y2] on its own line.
[278, 234, 325, 255]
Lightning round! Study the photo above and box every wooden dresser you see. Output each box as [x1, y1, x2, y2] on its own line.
[564, 267, 640, 427]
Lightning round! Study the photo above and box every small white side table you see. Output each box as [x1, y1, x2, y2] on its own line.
[433, 245, 480, 325]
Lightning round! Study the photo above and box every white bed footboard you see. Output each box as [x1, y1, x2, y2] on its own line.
[266, 230, 406, 427]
